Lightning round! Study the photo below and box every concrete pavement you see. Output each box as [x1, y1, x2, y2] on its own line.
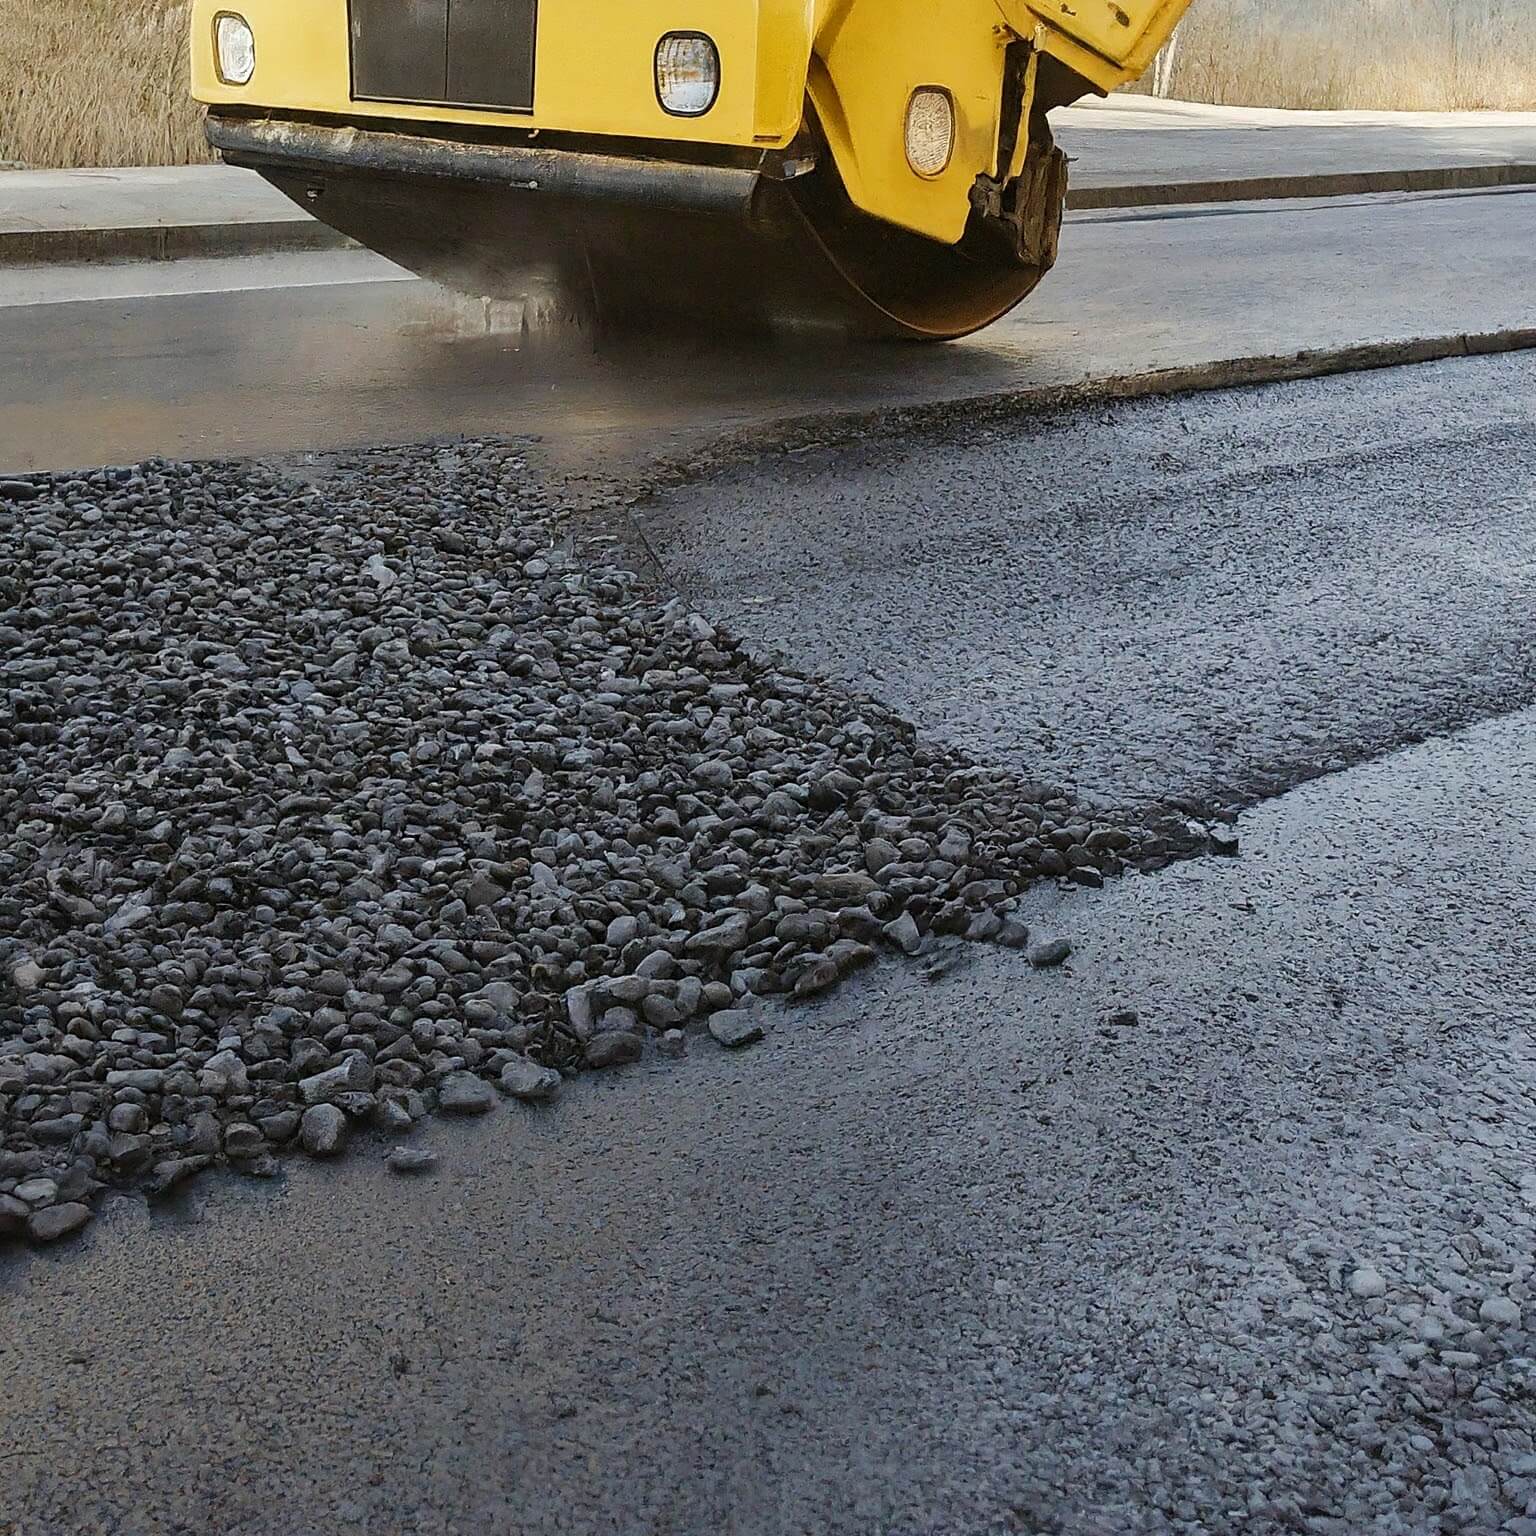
[0, 164, 345, 265]
[1058, 96, 1536, 207]
[1070, 96, 1536, 130]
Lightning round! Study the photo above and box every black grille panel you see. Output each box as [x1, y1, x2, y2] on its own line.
[447, 0, 537, 112]
[350, 0, 537, 112]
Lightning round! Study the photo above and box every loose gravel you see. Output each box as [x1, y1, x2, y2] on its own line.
[0, 442, 1202, 1247]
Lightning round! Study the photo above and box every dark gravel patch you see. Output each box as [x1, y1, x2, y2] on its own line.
[0, 442, 1201, 1247]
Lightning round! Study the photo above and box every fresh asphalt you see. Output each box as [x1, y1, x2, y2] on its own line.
[629, 351, 1536, 812]
[3, 354, 1536, 1534]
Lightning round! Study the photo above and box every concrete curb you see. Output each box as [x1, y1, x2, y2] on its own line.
[0, 219, 353, 267]
[5, 161, 1535, 267]
[1066, 161, 1536, 210]
[637, 327, 1536, 495]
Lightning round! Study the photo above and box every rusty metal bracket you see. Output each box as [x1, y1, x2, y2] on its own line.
[969, 41, 1068, 272]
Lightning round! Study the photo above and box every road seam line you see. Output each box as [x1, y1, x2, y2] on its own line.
[626, 328, 1536, 499]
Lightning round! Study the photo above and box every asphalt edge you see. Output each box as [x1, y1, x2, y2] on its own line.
[623, 327, 1536, 501]
[5, 161, 1534, 267]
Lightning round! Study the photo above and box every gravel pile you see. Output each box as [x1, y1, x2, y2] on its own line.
[0, 443, 1179, 1246]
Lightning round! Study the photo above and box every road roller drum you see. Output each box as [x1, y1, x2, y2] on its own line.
[193, 0, 1192, 341]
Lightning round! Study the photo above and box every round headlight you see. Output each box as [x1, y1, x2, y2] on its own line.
[214, 13, 256, 87]
[904, 88, 955, 178]
[656, 34, 720, 118]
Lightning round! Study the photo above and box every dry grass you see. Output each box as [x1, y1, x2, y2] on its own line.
[0, 0, 209, 167]
[1146, 0, 1536, 112]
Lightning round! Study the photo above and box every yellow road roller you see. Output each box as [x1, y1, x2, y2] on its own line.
[192, 0, 1191, 339]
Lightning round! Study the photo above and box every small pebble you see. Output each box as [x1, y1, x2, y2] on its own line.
[501, 1057, 562, 1103]
[1349, 1266, 1387, 1300]
[1027, 939, 1073, 969]
[995, 916, 1031, 949]
[300, 1103, 348, 1158]
[585, 1032, 644, 1070]
[1209, 825, 1241, 857]
[438, 1072, 496, 1116]
[27, 1203, 92, 1244]
[1479, 1295, 1522, 1328]
[708, 1010, 766, 1050]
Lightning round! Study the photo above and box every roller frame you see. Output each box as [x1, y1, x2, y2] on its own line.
[207, 108, 1068, 342]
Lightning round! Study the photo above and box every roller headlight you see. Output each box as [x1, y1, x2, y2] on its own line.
[904, 88, 955, 178]
[655, 34, 720, 118]
[214, 12, 256, 86]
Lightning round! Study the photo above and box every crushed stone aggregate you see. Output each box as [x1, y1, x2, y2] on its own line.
[0, 442, 1197, 1245]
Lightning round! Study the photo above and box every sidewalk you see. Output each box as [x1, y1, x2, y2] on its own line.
[1059, 95, 1536, 208]
[5, 100, 1536, 265]
[0, 164, 345, 265]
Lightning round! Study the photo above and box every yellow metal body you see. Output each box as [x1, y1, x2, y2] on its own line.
[192, 0, 1191, 245]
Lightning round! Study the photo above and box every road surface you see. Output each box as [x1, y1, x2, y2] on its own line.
[1, 185, 1534, 476]
[4, 132, 1536, 1536]
[4, 351, 1536, 1535]
[632, 352, 1536, 811]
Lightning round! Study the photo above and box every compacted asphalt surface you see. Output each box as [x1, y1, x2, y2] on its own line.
[635, 352, 1536, 811]
[3, 353, 1536, 1534]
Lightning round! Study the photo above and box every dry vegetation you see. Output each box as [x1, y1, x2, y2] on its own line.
[1148, 0, 1536, 112]
[1, 0, 1533, 168]
[0, 0, 207, 167]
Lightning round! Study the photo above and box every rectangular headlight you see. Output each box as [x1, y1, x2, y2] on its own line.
[215, 13, 256, 86]
[655, 34, 719, 117]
